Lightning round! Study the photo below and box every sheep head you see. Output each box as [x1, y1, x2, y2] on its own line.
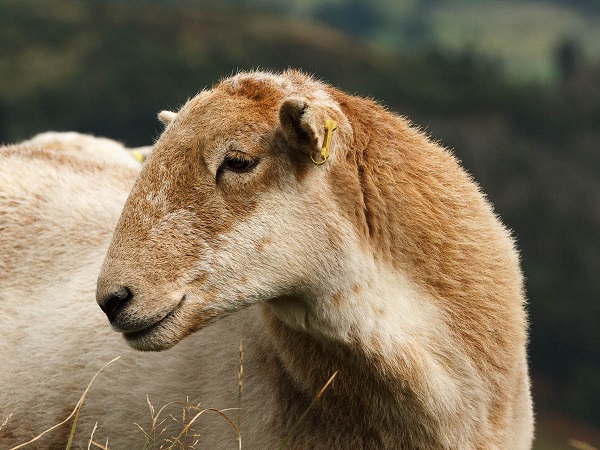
[96, 71, 355, 351]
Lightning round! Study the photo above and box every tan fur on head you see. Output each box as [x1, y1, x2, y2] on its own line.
[94, 70, 533, 448]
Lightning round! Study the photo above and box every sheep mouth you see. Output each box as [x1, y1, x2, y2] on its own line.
[121, 297, 186, 351]
[122, 308, 175, 339]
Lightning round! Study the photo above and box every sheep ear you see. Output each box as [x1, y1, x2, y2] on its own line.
[279, 98, 319, 155]
[158, 110, 177, 126]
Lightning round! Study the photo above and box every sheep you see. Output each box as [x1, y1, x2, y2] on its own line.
[20, 130, 152, 166]
[96, 70, 534, 449]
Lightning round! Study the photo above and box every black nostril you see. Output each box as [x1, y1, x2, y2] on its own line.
[100, 287, 133, 322]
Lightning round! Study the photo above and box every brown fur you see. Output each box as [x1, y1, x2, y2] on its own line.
[327, 88, 529, 441]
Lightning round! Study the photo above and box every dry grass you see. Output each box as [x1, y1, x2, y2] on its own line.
[6, 342, 337, 449]
[131, 398, 239, 450]
[277, 371, 337, 450]
[568, 439, 598, 450]
[8, 357, 121, 450]
[1, 414, 13, 434]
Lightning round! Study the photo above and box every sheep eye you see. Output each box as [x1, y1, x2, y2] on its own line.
[219, 153, 258, 174]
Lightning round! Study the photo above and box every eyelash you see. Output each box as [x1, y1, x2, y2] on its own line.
[216, 152, 259, 180]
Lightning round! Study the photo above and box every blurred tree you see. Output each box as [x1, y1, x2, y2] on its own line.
[314, 0, 381, 37]
[555, 37, 582, 81]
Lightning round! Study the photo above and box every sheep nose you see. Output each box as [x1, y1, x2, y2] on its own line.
[98, 287, 133, 322]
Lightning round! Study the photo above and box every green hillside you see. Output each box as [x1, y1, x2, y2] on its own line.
[238, 0, 600, 81]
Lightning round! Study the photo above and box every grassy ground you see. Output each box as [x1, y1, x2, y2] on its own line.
[534, 411, 600, 450]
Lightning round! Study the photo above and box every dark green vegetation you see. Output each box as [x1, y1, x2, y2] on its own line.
[1, 0, 599, 447]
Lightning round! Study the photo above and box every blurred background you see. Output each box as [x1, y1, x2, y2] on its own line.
[1, 0, 599, 448]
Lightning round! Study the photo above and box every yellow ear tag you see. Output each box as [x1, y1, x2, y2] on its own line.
[130, 150, 146, 163]
[310, 119, 338, 165]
